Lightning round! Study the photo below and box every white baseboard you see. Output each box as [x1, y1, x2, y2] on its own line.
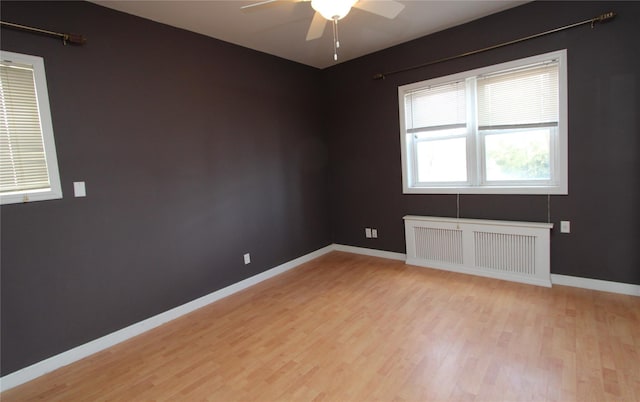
[0, 244, 334, 392]
[332, 244, 406, 261]
[335, 244, 639, 296]
[551, 274, 640, 296]
[2, 244, 637, 392]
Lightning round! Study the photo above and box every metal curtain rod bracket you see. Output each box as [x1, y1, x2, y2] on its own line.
[0, 20, 86, 45]
[373, 11, 616, 80]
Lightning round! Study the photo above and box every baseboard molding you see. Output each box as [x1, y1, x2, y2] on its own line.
[334, 244, 639, 296]
[332, 244, 406, 261]
[551, 274, 640, 297]
[3, 244, 636, 392]
[0, 244, 335, 392]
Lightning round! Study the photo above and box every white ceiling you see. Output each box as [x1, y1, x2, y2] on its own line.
[92, 0, 528, 69]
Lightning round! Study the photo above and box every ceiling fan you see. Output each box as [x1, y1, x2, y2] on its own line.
[241, 0, 405, 61]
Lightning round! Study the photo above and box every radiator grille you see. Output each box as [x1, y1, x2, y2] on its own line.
[404, 216, 552, 287]
[414, 227, 463, 264]
[474, 231, 536, 275]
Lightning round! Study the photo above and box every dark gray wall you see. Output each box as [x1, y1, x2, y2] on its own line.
[0, 1, 330, 375]
[325, 1, 639, 284]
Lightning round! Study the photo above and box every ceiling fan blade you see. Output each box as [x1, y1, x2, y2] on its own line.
[306, 11, 327, 41]
[241, 0, 308, 10]
[353, 0, 405, 19]
[240, 0, 279, 10]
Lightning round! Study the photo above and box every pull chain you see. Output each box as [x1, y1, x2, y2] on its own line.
[332, 19, 340, 61]
[456, 193, 460, 229]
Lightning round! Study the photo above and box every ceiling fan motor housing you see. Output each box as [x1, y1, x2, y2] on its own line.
[311, 0, 358, 21]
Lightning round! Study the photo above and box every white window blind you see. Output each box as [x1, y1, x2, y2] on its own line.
[477, 61, 559, 129]
[0, 51, 61, 204]
[0, 62, 51, 193]
[404, 81, 466, 132]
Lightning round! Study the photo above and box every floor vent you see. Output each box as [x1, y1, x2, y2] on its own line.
[404, 216, 553, 287]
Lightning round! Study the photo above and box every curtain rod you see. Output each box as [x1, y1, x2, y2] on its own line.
[0, 21, 86, 45]
[373, 11, 616, 80]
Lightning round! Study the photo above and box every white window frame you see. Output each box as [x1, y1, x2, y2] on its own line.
[399, 50, 568, 195]
[1, 50, 62, 205]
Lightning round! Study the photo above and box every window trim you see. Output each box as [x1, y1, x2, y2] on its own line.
[1, 50, 62, 205]
[399, 50, 568, 195]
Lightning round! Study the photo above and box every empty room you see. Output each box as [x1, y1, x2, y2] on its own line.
[1, 0, 638, 400]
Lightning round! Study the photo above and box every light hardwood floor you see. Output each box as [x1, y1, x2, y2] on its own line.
[2, 251, 639, 401]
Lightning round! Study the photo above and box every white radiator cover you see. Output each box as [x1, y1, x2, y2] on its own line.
[404, 215, 553, 287]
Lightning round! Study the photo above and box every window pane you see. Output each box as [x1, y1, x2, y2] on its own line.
[484, 129, 550, 181]
[416, 137, 467, 182]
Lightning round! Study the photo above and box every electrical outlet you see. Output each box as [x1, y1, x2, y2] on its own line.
[243, 253, 251, 264]
[371, 229, 378, 238]
[365, 228, 372, 238]
[560, 221, 570, 233]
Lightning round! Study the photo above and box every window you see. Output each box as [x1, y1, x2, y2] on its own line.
[1, 50, 62, 205]
[399, 50, 567, 194]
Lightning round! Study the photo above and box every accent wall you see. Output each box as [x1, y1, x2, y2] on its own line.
[0, 1, 330, 376]
[325, 1, 639, 286]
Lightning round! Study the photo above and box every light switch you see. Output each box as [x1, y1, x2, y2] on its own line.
[73, 181, 86, 197]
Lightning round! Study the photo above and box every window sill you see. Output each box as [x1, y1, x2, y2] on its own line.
[403, 185, 567, 195]
[0, 189, 63, 205]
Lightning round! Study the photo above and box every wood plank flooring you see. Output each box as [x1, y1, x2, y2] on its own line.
[2, 251, 639, 401]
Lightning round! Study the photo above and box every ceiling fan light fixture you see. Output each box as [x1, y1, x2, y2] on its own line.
[311, 0, 357, 21]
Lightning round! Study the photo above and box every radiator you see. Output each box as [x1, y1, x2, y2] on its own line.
[404, 216, 553, 287]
